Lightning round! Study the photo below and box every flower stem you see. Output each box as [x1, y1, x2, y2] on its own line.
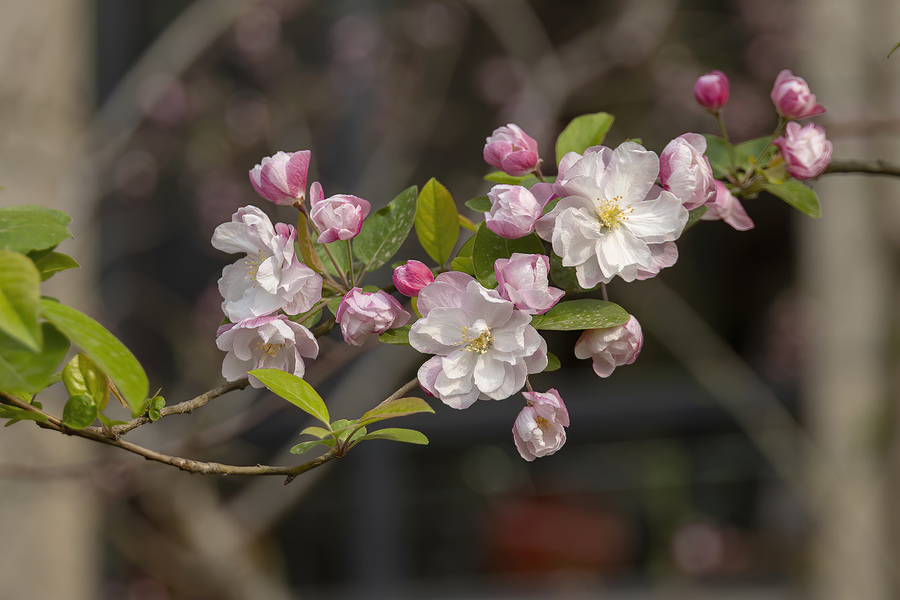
[345, 240, 355, 287]
[755, 116, 786, 165]
[715, 111, 738, 172]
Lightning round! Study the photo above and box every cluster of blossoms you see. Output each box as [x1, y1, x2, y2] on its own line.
[210, 66, 829, 462]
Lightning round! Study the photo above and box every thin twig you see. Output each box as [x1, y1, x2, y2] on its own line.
[824, 159, 900, 178]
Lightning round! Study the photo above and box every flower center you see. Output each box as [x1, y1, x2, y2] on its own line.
[245, 251, 265, 284]
[596, 196, 632, 230]
[460, 325, 494, 354]
[256, 341, 283, 357]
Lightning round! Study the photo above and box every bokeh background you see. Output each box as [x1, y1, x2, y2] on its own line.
[0, 0, 898, 598]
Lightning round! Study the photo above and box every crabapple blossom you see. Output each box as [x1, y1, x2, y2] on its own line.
[392, 260, 434, 297]
[212, 206, 322, 321]
[635, 241, 679, 280]
[249, 150, 311, 206]
[410, 272, 547, 409]
[309, 181, 371, 243]
[485, 184, 545, 238]
[770, 70, 825, 119]
[693, 70, 729, 112]
[701, 181, 755, 231]
[535, 142, 688, 287]
[216, 315, 319, 388]
[494, 253, 564, 315]
[335, 288, 410, 346]
[574, 315, 643, 378]
[773, 121, 833, 180]
[483, 123, 540, 177]
[513, 388, 569, 461]
[659, 134, 716, 210]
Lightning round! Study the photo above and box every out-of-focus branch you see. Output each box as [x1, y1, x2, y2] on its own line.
[824, 159, 900, 178]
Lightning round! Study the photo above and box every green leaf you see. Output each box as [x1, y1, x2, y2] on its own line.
[449, 257, 475, 275]
[415, 178, 460, 266]
[472, 227, 544, 288]
[379, 325, 411, 345]
[483, 172, 542, 188]
[890, 39, 900, 58]
[465, 195, 492, 212]
[40, 299, 149, 415]
[63, 353, 110, 411]
[326, 295, 343, 317]
[248, 368, 330, 425]
[33, 252, 79, 282]
[295, 212, 328, 275]
[300, 309, 322, 329]
[315, 240, 349, 277]
[555, 113, 615, 164]
[360, 397, 434, 425]
[0, 325, 67, 395]
[0, 205, 72, 254]
[530, 299, 629, 331]
[290, 440, 333, 455]
[684, 206, 708, 232]
[300, 426, 332, 438]
[0, 405, 48, 425]
[543, 352, 561, 372]
[762, 179, 821, 218]
[548, 252, 594, 293]
[703, 135, 772, 178]
[62, 394, 98, 429]
[147, 395, 165, 421]
[361, 427, 429, 445]
[354, 186, 418, 272]
[0, 251, 42, 352]
[98, 414, 129, 428]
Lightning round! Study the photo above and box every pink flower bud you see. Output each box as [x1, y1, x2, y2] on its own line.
[659, 133, 716, 210]
[574, 315, 643, 378]
[513, 388, 569, 461]
[770, 70, 825, 119]
[485, 184, 544, 239]
[249, 151, 311, 206]
[335, 288, 410, 346]
[483, 123, 540, 177]
[392, 260, 434, 297]
[494, 253, 564, 315]
[309, 182, 371, 243]
[701, 181, 754, 231]
[693, 70, 729, 112]
[772, 121, 832, 180]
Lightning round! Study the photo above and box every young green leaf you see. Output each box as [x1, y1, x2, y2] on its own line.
[0, 324, 68, 395]
[683, 206, 709, 232]
[361, 427, 429, 445]
[472, 227, 544, 288]
[465, 195, 492, 212]
[0, 205, 72, 254]
[530, 299, 629, 331]
[63, 353, 110, 411]
[543, 352, 561, 372]
[300, 426, 333, 438]
[147, 395, 165, 421]
[354, 186, 418, 272]
[40, 299, 149, 415]
[555, 113, 614, 164]
[248, 368, 330, 425]
[33, 252, 79, 281]
[0, 405, 49, 425]
[415, 178, 459, 266]
[315, 240, 349, 277]
[762, 179, 821, 218]
[379, 325, 411, 345]
[483, 172, 542, 188]
[290, 440, 333, 455]
[359, 396, 434, 425]
[0, 251, 42, 352]
[62, 394, 98, 429]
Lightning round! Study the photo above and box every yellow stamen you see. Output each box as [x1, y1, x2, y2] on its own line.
[256, 341, 283, 357]
[459, 325, 494, 354]
[596, 196, 633, 230]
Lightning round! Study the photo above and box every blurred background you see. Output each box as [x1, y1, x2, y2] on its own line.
[0, 0, 899, 598]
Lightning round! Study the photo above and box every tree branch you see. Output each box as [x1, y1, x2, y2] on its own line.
[824, 159, 900, 178]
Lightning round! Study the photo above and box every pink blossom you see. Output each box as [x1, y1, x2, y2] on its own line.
[216, 315, 318, 388]
[693, 70, 729, 112]
[659, 134, 716, 210]
[212, 206, 322, 321]
[494, 253, 564, 315]
[249, 150, 311, 206]
[483, 123, 540, 177]
[335, 287, 410, 346]
[309, 181, 371, 243]
[773, 121, 833, 180]
[635, 241, 679, 280]
[410, 272, 547, 409]
[513, 388, 569, 461]
[392, 260, 434, 297]
[701, 181, 754, 231]
[770, 70, 825, 119]
[485, 184, 545, 239]
[574, 315, 643, 378]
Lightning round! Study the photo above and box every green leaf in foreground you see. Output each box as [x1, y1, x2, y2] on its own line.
[555, 113, 614, 164]
[0, 250, 42, 352]
[379, 325, 411, 345]
[0, 323, 69, 394]
[62, 394, 98, 429]
[63, 353, 110, 411]
[531, 299, 629, 331]
[415, 178, 459, 266]
[0, 205, 72, 254]
[354, 186, 418, 272]
[762, 179, 821, 218]
[40, 299, 149, 415]
[33, 252, 79, 281]
[360, 427, 429, 445]
[249, 368, 330, 425]
[360, 397, 434, 425]
[465, 196, 492, 212]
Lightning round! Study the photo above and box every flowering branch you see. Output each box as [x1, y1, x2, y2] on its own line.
[824, 158, 900, 178]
